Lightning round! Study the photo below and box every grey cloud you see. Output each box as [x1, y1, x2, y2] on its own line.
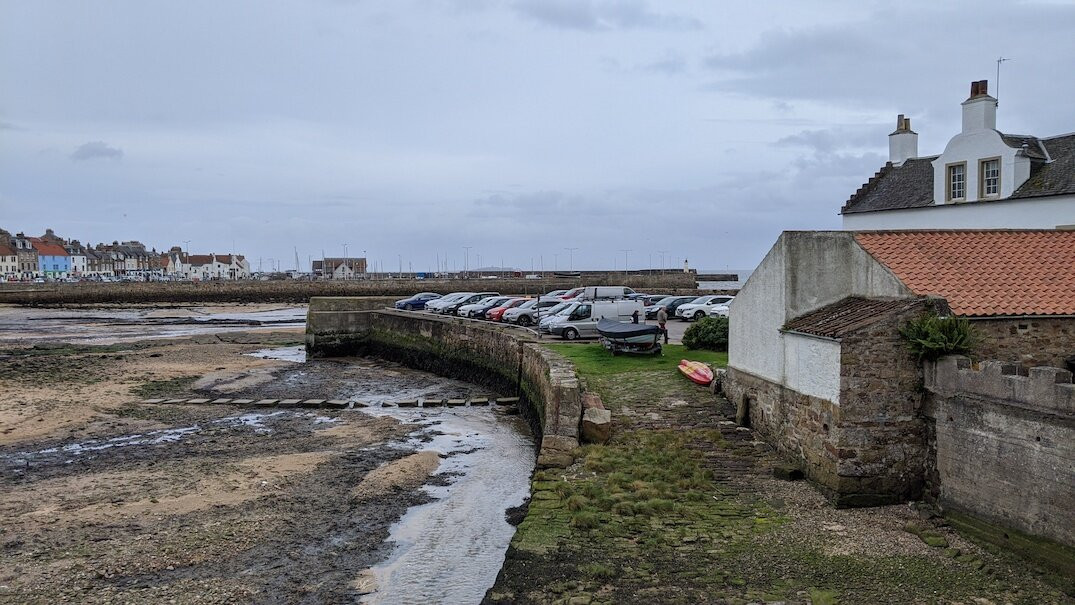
[70, 141, 124, 161]
[776, 125, 890, 154]
[511, 0, 702, 31]
[698, 2, 1075, 125]
[641, 51, 686, 75]
[0, 121, 20, 130]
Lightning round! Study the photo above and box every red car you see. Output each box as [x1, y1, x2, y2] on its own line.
[486, 298, 530, 321]
[560, 287, 585, 300]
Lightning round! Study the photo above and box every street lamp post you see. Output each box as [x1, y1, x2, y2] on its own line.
[618, 249, 632, 277]
[463, 246, 471, 279]
[564, 247, 578, 272]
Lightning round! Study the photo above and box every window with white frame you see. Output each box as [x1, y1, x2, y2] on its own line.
[980, 158, 1000, 197]
[946, 163, 966, 201]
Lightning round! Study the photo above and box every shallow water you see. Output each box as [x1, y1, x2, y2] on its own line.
[357, 406, 535, 605]
[0, 305, 307, 344]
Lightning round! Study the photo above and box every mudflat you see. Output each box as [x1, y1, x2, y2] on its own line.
[0, 311, 510, 604]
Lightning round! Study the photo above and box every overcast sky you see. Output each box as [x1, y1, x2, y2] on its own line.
[2, 1, 1073, 273]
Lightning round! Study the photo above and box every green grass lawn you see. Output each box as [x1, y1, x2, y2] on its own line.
[545, 343, 727, 377]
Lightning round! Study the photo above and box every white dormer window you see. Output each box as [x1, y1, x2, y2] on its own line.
[946, 162, 966, 202]
[980, 158, 1000, 197]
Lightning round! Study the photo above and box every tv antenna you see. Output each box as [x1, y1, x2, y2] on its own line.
[995, 56, 1010, 104]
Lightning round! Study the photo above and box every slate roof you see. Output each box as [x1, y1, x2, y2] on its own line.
[840, 157, 936, 214]
[783, 297, 926, 339]
[841, 132, 1075, 214]
[1011, 133, 1075, 199]
[855, 230, 1075, 317]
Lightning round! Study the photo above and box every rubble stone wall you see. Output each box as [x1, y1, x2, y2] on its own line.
[305, 300, 583, 467]
[970, 317, 1075, 369]
[923, 356, 1075, 547]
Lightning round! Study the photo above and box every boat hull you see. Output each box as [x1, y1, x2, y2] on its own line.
[678, 360, 713, 385]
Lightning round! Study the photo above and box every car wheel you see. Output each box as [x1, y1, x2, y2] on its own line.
[563, 328, 579, 340]
[404, 303, 413, 311]
[519, 316, 532, 327]
[693, 311, 705, 320]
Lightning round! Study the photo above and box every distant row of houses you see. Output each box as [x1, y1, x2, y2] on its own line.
[0, 228, 250, 281]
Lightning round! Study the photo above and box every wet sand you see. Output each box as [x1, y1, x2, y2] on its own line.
[0, 305, 535, 604]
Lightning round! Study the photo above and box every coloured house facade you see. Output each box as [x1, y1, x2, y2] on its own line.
[0, 243, 17, 278]
[30, 239, 70, 278]
[841, 81, 1075, 231]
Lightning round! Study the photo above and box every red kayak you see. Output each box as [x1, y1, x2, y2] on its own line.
[678, 360, 713, 385]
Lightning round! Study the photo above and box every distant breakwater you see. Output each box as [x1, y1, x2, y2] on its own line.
[0, 274, 720, 306]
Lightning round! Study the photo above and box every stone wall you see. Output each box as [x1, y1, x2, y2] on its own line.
[834, 303, 928, 505]
[0, 273, 700, 305]
[722, 367, 842, 500]
[724, 301, 928, 506]
[923, 356, 1075, 547]
[305, 299, 584, 467]
[971, 317, 1075, 369]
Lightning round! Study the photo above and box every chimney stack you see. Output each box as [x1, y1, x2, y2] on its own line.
[962, 79, 997, 133]
[888, 113, 918, 165]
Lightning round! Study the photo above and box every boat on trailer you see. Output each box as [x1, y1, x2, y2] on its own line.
[597, 318, 662, 355]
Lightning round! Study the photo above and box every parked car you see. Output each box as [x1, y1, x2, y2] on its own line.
[505, 298, 562, 326]
[559, 287, 586, 300]
[541, 289, 568, 299]
[644, 295, 697, 319]
[486, 297, 530, 321]
[458, 296, 512, 318]
[424, 292, 474, 313]
[675, 295, 736, 321]
[394, 292, 441, 311]
[705, 296, 735, 318]
[578, 286, 636, 301]
[541, 299, 645, 340]
[443, 292, 501, 316]
[642, 294, 669, 307]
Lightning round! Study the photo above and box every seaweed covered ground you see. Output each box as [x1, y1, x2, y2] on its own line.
[485, 344, 1071, 605]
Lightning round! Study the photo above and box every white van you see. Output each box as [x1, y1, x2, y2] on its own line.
[543, 299, 644, 340]
[578, 286, 636, 301]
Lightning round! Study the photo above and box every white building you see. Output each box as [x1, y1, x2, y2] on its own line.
[841, 80, 1075, 230]
[165, 252, 250, 280]
[0, 243, 18, 278]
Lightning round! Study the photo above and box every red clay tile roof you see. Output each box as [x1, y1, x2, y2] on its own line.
[855, 230, 1075, 317]
[783, 297, 927, 338]
[30, 240, 70, 256]
[0, 244, 16, 256]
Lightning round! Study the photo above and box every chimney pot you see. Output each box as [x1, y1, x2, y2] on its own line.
[979, 79, 988, 95]
[970, 81, 980, 97]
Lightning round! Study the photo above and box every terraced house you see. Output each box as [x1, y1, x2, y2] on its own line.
[841, 80, 1075, 230]
[30, 239, 70, 278]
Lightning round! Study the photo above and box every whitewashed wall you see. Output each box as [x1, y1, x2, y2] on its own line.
[783, 333, 842, 403]
[842, 195, 1075, 230]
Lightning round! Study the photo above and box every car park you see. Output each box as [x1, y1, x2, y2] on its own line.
[644, 295, 697, 319]
[705, 296, 735, 318]
[486, 297, 530, 321]
[394, 292, 442, 311]
[505, 298, 562, 326]
[579, 286, 636, 300]
[559, 287, 586, 300]
[458, 296, 512, 318]
[674, 295, 736, 321]
[442, 292, 500, 316]
[425, 292, 474, 314]
[541, 299, 645, 340]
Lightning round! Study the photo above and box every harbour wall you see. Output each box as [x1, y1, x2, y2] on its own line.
[0, 273, 708, 306]
[304, 299, 583, 467]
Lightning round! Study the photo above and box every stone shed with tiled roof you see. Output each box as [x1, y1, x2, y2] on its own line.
[722, 229, 1075, 508]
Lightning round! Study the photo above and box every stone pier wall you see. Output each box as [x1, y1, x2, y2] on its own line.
[923, 356, 1075, 547]
[305, 298, 583, 467]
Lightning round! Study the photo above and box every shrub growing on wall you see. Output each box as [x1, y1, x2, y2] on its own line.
[899, 312, 978, 361]
[682, 316, 729, 351]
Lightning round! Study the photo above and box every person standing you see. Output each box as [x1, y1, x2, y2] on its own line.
[656, 306, 669, 344]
